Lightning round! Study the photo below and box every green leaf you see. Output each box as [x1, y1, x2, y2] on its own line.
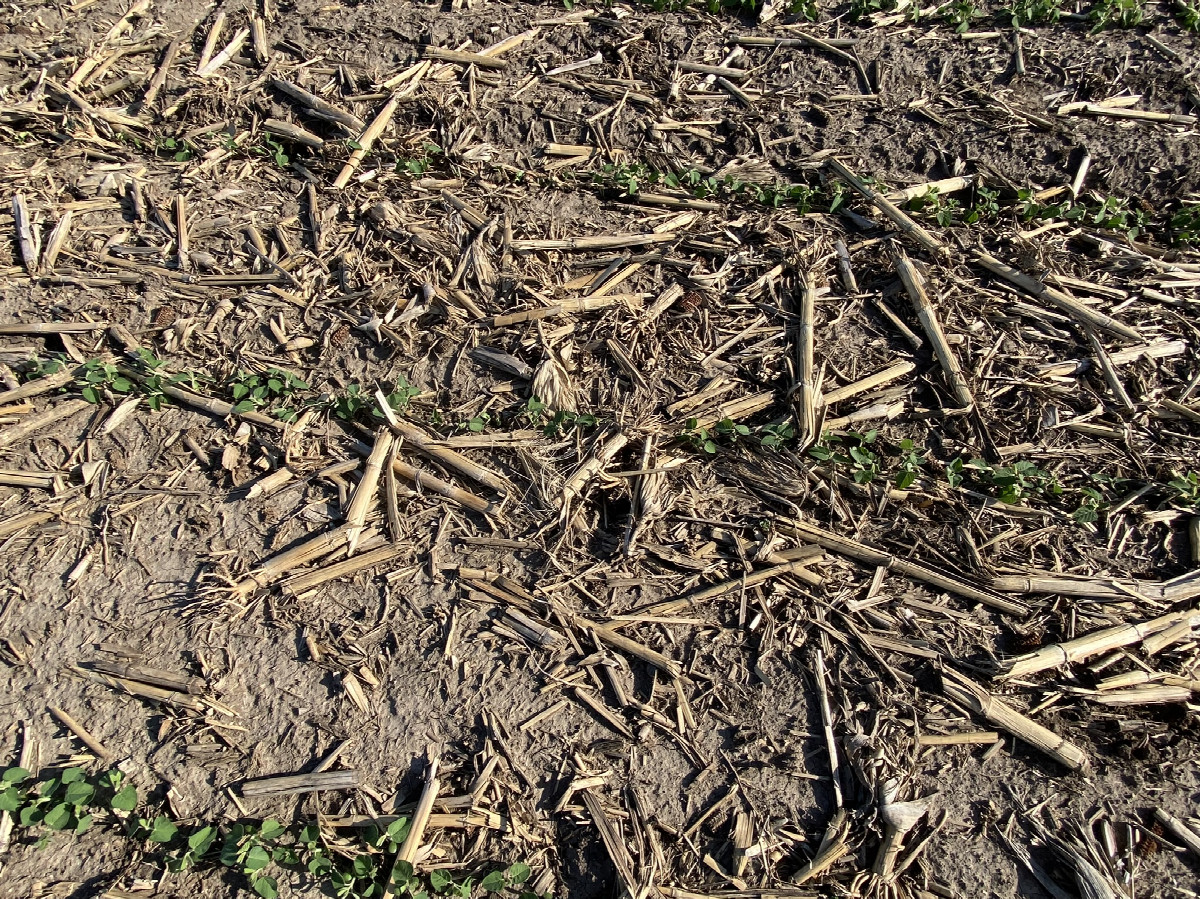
[188, 825, 217, 854]
[60, 768, 86, 784]
[353, 854, 375, 878]
[0, 788, 23, 812]
[63, 781, 93, 805]
[44, 803, 73, 830]
[895, 470, 916, 489]
[507, 863, 532, 884]
[111, 377, 132, 393]
[386, 817, 410, 842]
[110, 784, 138, 811]
[148, 816, 179, 843]
[252, 874, 279, 899]
[392, 860, 415, 883]
[20, 805, 42, 826]
[233, 399, 257, 413]
[75, 813, 93, 834]
[430, 870, 453, 892]
[81, 385, 100, 403]
[259, 819, 285, 841]
[245, 844, 271, 872]
[481, 871, 506, 892]
[2, 767, 31, 784]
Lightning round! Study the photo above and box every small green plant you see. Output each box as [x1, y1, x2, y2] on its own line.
[228, 368, 309, 422]
[2, 766, 543, 899]
[396, 142, 443, 176]
[848, 0, 899, 20]
[946, 457, 1061, 504]
[0, 766, 139, 848]
[964, 184, 1001, 224]
[939, 0, 980, 30]
[1168, 205, 1200, 245]
[1168, 472, 1200, 509]
[332, 379, 421, 422]
[333, 383, 370, 421]
[1073, 486, 1104, 524]
[893, 438, 927, 489]
[596, 162, 662, 198]
[789, 0, 820, 19]
[1089, 0, 1144, 29]
[683, 417, 751, 454]
[157, 135, 194, 162]
[1176, 0, 1200, 29]
[220, 820, 285, 898]
[525, 398, 601, 439]
[255, 136, 290, 169]
[463, 412, 491, 433]
[759, 421, 795, 451]
[24, 356, 66, 380]
[1090, 195, 1149, 239]
[1004, 0, 1063, 24]
[809, 430, 881, 485]
[908, 187, 960, 227]
[78, 360, 133, 404]
[1015, 188, 1078, 222]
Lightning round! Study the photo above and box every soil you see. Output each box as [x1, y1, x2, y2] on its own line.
[1, 0, 1199, 897]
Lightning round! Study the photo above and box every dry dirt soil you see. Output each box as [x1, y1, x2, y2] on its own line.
[1, 0, 1199, 898]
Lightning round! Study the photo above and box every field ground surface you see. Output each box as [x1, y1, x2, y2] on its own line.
[1, 0, 1200, 897]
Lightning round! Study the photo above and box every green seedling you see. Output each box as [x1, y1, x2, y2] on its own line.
[683, 417, 750, 454]
[78, 360, 133, 404]
[464, 412, 491, 433]
[229, 368, 309, 422]
[523, 397, 600, 438]
[759, 421, 795, 451]
[809, 430, 881, 484]
[1177, 0, 1200, 29]
[1073, 486, 1104, 524]
[1090, 195, 1149, 239]
[939, 0, 980, 30]
[908, 187, 960, 227]
[2, 766, 542, 899]
[1089, 0, 1144, 29]
[789, 0, 820, 20]
[253, 135, 290, 169]
[1169, 205, 1200, 245]
[1004, 0, 1063, 24]
[1168, 472, 1200, 509]
[948, 457, 1061, 504]
[964, 184, 1001, 224]
[157, 136, 195, 162]
[332, 379, 421, 422]
[23, 356, 66, 380]
[894, 438, 927, 489]
[396, 142, 443, 176]
[849, 0, 899, 20]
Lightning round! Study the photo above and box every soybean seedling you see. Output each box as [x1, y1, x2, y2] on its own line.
[77, 360, 133, 404]
[1168, 472, 1200, 509]
[894, 438, 927, 489]
[228, 368, 310, 422]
